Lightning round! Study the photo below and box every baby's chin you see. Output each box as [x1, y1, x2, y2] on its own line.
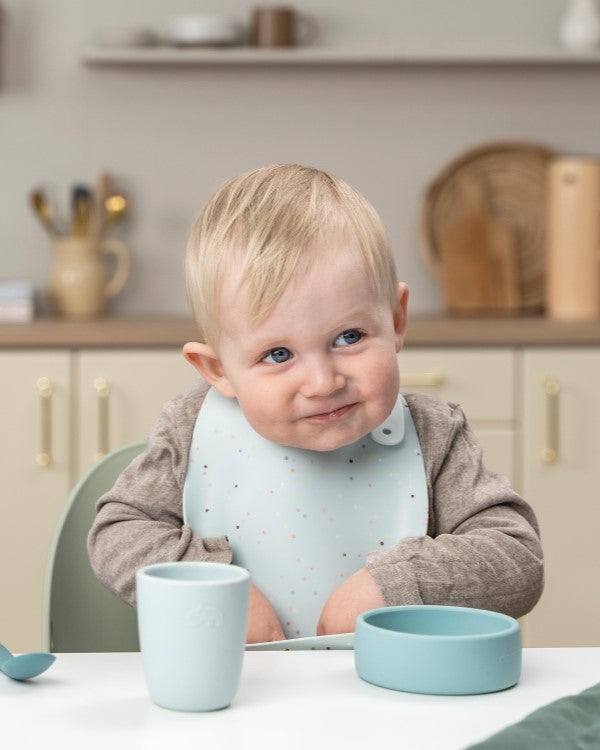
[245, 407, 398, 452]
[252, 425, 372, 453]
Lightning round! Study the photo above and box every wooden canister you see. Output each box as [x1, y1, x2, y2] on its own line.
[546, 157, 600, 320]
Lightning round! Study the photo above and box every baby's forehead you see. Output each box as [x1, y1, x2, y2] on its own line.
[212, 229, 384, 336]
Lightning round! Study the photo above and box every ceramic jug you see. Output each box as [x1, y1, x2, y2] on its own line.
[49, 236, 130, 318]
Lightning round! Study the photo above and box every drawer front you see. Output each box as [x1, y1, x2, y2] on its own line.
[398, 348, 515, 422]
[76, 349, 200, 475]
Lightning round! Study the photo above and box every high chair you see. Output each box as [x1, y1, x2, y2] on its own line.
[42, 442, 145, 652]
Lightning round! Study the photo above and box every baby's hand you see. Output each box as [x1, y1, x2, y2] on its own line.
[246, 583, 286, 644]
[317, 567, 385, 636]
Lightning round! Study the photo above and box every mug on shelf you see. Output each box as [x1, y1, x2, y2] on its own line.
[249, 5, 318, 47]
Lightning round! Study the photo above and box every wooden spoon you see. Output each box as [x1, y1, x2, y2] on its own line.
[29, 189, 61, 238]
[88, 172, 112, 244]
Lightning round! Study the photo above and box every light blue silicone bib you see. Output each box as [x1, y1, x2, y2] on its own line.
[183, 389, 428, 638]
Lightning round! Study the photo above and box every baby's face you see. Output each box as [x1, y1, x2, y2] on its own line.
[213, 242, 407, 451]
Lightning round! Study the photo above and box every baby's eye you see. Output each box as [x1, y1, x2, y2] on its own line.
[334, 329, 363, 347]
[262, 347, 292, 364]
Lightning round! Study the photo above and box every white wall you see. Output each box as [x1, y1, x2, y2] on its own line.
[1, 0, 596, 316]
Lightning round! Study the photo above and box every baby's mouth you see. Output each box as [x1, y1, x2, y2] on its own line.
[304, 402, 358, 422]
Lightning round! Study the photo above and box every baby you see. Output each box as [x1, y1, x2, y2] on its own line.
[88, 164, 543, 643]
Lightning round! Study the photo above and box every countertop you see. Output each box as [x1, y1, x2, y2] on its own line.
[1, 649, 599, 750]
[1, 314, 600, 348]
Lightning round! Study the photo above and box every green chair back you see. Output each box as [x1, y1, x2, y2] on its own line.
[43, 443, 145, 652]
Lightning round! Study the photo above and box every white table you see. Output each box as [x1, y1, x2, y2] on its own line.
[2, 649, 599, 750]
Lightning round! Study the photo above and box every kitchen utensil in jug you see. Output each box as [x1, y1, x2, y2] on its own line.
[546, 157, 600, 320]
[49, 236, 131, 319]
[29, 188, 61, 238]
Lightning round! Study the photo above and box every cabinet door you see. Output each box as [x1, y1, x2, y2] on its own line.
[398, 349, 516, 483]
[0, 351, 71, 652]
[76, 350, 200, 475]
[522, 348, 600, 647]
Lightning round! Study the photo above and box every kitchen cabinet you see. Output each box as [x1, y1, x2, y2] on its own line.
[0, 351, 71, 653]
[75, 350, 198, 476]
[521, 348, 600, 647]
[399, 348, 516, 484]
[0, 348, 198, 652]
[2, 318, 600, 651]
[398, 346, 600, 647]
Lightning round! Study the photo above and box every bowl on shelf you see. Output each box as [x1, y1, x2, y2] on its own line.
[354, 605, 521, 695]
[165, 14, 244, 47]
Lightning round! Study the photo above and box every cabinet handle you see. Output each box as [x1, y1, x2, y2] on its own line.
[541, 376, 560, 464]
[400, 372, 446, 388]
[36, 377, 53, 467]
[93, 376, 110, 461]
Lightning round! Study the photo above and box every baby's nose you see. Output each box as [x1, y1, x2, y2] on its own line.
[299, 356, 346, 398]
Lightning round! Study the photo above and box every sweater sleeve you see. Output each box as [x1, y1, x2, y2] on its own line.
[365, 393, 544, 619]
[87, 382, 232, 607]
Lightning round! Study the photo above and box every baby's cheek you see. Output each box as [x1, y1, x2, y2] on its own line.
[241, 404, 283, 442]
[369, 365, 398, 400]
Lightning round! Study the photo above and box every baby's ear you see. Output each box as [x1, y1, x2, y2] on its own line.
[182, 342, 235, 398]
[393, 282, 409, 352]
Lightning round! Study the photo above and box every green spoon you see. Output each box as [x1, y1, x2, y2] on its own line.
[0, 642, 56, 681]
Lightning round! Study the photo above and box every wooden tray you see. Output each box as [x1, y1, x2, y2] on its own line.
[420, 141, 555, 312]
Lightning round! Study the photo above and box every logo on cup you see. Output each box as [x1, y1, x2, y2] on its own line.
[185, 603, 225, 629]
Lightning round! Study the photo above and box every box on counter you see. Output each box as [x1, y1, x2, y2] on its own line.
[0, 280, 35, 323]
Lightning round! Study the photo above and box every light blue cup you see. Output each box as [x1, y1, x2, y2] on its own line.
[136, 561, 250, 712]
[355, 605, 521, 695]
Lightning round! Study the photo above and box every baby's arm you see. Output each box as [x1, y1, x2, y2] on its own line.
[88, 382, 286, 642]
[364, 395, 544, 619]
[317, 567, 384, 635]
[247, 585, 286, 643]
[87, 383, 231, 606]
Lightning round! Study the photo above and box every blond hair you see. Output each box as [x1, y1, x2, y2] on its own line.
[185, 164, 398, 346]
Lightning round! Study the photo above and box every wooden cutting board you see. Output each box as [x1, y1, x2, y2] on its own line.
[437, 177, 520, 314]
[419, 141, 554, 312]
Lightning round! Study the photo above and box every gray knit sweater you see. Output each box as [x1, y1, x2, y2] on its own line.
[87, 382, 544, 618]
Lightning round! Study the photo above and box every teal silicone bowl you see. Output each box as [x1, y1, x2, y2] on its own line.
[355, 605, 521, 695]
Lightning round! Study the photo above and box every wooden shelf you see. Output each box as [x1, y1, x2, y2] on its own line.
[82, 46, 600, 67]
[2, 315, 600, 348]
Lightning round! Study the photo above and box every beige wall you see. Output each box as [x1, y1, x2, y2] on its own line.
[1, 0, 595, 317]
